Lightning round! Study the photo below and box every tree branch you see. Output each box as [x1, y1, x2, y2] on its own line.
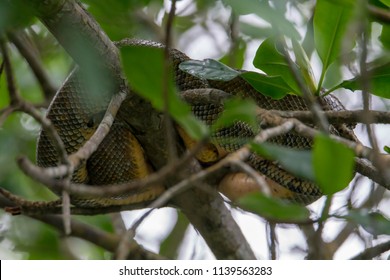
[7, 30, 57, 101]
[32, 214, 166, 260]
[268, 109, 390, 125]
[368, 4, 390, 24]
[257, 109, 390, 190]
[351, 240, 390, 260]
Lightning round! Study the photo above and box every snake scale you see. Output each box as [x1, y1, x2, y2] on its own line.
[37, 39, 356, 207]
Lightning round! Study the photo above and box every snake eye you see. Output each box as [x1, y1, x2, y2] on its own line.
[86, 118, 94, 128]
[86, 110, 105, 128]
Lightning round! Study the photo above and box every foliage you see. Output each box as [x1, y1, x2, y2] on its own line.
[0, 0, 389, 260]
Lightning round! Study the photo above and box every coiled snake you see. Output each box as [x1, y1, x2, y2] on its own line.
[37, 39, 356, 207]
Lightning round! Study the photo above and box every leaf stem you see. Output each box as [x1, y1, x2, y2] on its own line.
[322, 83, 342, 96]
[316, 66, 327, 96]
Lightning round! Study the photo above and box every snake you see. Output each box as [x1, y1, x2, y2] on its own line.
[36, 39, 356, 207]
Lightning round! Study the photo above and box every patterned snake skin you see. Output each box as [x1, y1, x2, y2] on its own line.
[37, 39, 355, 207]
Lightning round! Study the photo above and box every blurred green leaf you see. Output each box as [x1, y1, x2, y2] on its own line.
[253, 37, 300, 94]
[222, 0, 261, 15]
[314, 0, 355, 87]
[219, 39, 247, 69]
[291, 38, 317, 93]
[10, 216, 63, 260]
[313, 134, 355, 195]
[238, 193, 311, 222]
[379, 0, 390, 7]
[323, 61, 343, 89]
[380, 25, 390, 50]
[179, 59, 240, 81]
[239, 22, 273, 39]
[121, 45, 208, 140]
[250, 142, 316, 182]
[302, 15, 315, 57]
[369, 0, 390, 8]
[0, 0, 35, 33]
[159, 211, 189, 259]
[223, 0, 300, 39]
[212, 98, 258, 132]
[240, 71, 291, 99]
[84, 0, 154, 40]
[345, 210, 390, 236]
[338, 62, 390, 99]
[384, 145, 390, 153]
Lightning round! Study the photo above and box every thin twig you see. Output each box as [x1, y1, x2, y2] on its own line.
[8, 30, 57, 100]
[368, 4, 390, 24]
[0, 42, 69, 165]
[351, 240, 390, 260]
[267, 109, 390, 125]
[162, 0, 178, 163]
[279, 37, 329, 133]
[258, 109, 390, 189]
[231, 160, 272, 196]
[146, 121, 296, 210]
[68, 90, 127, 169]
[314, 195, 333, 259]
[267, 222, 277, 260]
[114, 229, 137, 260]
[258, 109, 376, 162]
[0, 39, 20, 105]
[359, 7, 379, 155]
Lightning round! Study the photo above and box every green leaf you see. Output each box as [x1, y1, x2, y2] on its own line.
[240, 71, 292, 99]
[0, 0, 34, 33]
[314, 0, 355, 86]
[379, 0, 390, 7]
[339, 62, 390, 99]
[219, 39, 247, 69]
[345, 210, 390, 236]
[120, 45, 208, 140]
[313, 134, 355, 195]
[222, 0, 300, 39]
[239, 22, 273, 39]
[253, 37, 300, 94]
[302, 15, 315, 57]
[179, 59, 240, 81]
[384, 145, 390, 154]
[159, 211, 189, 259]
[250, 142, 316, 182]
[380, 25, 390, 50]
[292, 38, 317, 93]
[212, 98, 258, 132]
[323, 61, 343, 89]
[83, 0, 153, 40]
[222, 0, 261, 15]
[239, 193, 311, 222]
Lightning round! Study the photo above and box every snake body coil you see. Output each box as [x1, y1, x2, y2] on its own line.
[37, 39, 355, 207]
